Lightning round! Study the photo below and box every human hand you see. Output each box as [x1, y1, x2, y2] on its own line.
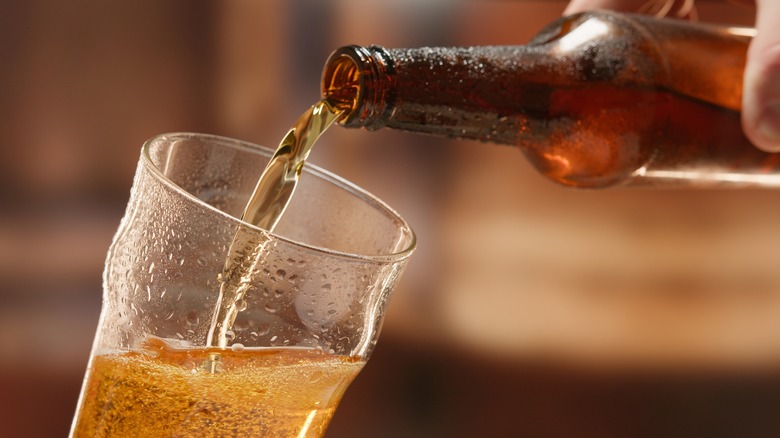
[564, 0, 780, 153]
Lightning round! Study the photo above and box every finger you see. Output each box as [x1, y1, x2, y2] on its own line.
[742, 0, 780, 152]
[564, 0, 648, 15]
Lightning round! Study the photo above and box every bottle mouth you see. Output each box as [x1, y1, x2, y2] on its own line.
[321, 51, 361, 117]
[321, 45, 393, 129]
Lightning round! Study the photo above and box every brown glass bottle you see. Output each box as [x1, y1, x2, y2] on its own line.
[321, 11, 779, 188]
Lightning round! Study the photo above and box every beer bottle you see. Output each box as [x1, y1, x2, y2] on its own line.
[321, 11, 778, 188]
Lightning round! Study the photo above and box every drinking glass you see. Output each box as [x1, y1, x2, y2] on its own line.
[70, 133, 415, 437]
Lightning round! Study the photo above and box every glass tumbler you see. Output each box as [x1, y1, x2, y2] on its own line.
[70, 133, 416, 437]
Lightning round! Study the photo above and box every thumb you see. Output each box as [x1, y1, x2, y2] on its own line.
[743, 0, 780, 152]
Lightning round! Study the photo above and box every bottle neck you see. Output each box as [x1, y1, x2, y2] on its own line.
[321, 45, 395, 130]
[322, 43, 557, 144]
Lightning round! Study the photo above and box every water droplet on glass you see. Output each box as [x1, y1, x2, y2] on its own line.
[196, 257, 207, 267]
[186, 311, 199, 326]
[264, 302, 280, 314]
[225, 330, 236, 341]
[256, 323, 270, 336]
[231, 343, 245, 352]
[234, 318, 249, 332]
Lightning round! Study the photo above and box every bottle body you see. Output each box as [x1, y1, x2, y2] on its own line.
[321, 12, 776, 188]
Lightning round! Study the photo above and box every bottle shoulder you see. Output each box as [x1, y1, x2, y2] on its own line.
[529, 11, 748, 110]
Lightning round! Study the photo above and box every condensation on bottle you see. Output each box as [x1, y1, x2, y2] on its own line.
[321, 11, 778, 189]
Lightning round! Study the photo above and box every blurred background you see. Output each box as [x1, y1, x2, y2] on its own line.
[4, 0, 780, 436]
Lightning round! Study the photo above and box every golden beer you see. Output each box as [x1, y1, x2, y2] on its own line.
[72, 338, 364, 437]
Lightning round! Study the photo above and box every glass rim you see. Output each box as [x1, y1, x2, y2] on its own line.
[141, 132, 416, 263]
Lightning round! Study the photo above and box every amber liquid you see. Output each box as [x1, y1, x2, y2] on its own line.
[516, 85, 780, 188]
[240, 100, 344, 231]
[207, 100, 344, 349]
[71, 338, 363, 438]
